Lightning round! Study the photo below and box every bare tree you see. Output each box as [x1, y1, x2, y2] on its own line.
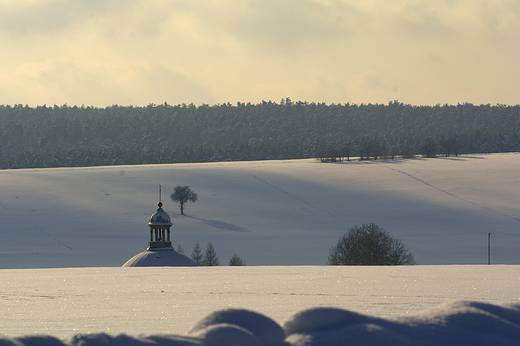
[439, 135, 460, 157]
[328, 223, 415, 265]
[356, 135, 387, 160]
[420, 137, 437, 158]
[316, 140, 355, 163]
[176, 244, 184, 254]
[203, 241, 220, 266]
[229, 254, 246, 266]
[191, 240, 203, 265]
[170, 185, 198, 215]
[315, 140, 337, 162]
[339, 140, 354, 161]
[399, 136, 418, 159]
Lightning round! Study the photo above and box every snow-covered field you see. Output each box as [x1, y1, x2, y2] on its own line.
[1, 154, 520, 345]
[1, 153, 520, 268]
[1, 266, 519, 345]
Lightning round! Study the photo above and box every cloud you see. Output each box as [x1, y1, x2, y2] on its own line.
[0, 0, 128, 37]
[0, 0, 519, 106]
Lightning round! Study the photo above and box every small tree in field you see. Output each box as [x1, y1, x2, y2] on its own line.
[170, 185, 198, 215]
[328, 223, 415, 265]
[203, 241, 220, 266]
[229, 254, 246, 266]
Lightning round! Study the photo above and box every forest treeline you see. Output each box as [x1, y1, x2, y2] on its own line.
[1, 99, 520, 169]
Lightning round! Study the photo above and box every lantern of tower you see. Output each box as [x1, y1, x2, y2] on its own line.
[147, 202, 173, 250]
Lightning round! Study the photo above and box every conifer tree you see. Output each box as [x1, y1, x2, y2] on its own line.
[191, 240, 203, 265]
[203, 241, 220, 266]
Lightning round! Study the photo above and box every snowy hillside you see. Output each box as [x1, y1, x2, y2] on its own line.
[1, 153, 520, 268]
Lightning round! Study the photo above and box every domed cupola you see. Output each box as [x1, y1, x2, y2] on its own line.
[147, 202, 173, 250]
[149, 203, 172, 225]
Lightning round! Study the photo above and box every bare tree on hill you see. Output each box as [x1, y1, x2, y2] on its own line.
[170, 185, 198, 215]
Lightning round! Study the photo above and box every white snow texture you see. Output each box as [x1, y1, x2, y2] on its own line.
[3, 301, 520, 345]
[3, 153, 520, 268]
[2, 154, 520, 344]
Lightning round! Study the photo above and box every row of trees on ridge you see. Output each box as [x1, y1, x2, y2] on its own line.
[1, 100, 520, 169]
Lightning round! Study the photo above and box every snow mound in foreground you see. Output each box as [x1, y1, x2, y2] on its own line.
[5, 301, 520, 346]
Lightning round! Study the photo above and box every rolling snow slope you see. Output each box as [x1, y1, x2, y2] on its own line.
[0, 153, 520, 268]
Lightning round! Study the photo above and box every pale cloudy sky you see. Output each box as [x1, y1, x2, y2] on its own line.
[1, 0, 519, 107]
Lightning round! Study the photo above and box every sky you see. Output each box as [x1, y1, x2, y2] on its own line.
[1, 0, 519, 107]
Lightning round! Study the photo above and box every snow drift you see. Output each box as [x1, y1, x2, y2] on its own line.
[4, 301, 520, 346]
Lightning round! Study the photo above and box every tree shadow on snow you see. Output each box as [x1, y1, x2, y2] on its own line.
[183, 215, 248, 233]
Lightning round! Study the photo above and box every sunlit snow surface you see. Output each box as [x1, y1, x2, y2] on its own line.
[1, 154, 520, 268]
[2, 155, 520, 344]
[2, 266, 520, 345]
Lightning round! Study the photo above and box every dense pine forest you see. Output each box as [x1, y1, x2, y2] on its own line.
[1, 99, 520, 169]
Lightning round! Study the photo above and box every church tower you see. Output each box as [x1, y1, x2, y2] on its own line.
[122, 188, 197, 267]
